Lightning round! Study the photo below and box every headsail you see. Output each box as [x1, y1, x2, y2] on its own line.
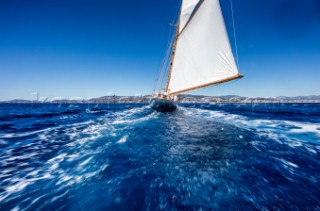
[179, 0, 201, 33]
[167, 0, 242, 95]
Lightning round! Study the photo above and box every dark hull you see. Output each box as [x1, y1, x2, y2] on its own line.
[149, 98, 176, 112]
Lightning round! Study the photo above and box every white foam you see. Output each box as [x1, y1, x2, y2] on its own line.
[29, 195, 46, 206]
[181, 107, 320, 153]
[117, 135, 128, 144]
[287, 141, 303, 148]
[49, 163, 59, 171]
[56, 175, 72, 185]
[0, 194, 8, 203]
[11, 206, 19, 211]
[66, 153, 81, 162]
[4, 152, 38, 162]
[38, 134, 47, 140]
[186, 107, 320, 136]
[112, 112, 157, 125]
[85, 109, 101, 114]
[5, 180, 31, 195]
[277, 158, 299, 174]
[78, 157, 93, 167]
[48, 153, 67, 164]
[1, 134, 14, 138]
[305, 147, 317, 154]
[50, 191, 67, 203]
[288, 122, 320, 135]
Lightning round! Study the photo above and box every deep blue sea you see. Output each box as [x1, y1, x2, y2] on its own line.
[0, 103, 319, 210]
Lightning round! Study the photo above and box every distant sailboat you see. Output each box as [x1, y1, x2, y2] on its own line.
[150, 0, 243, 112]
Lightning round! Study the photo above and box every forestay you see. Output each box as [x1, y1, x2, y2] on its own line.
[168, 0, 241, 95]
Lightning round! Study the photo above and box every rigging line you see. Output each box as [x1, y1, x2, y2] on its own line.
[158, 29, 175, 92]
[153, 2, 181, 94]
[229, 0, 240, 71]
[156, 24, 175, 93]
[156, 57, 169, 93]
[153, 30, 171, 92]
[153, 25, 174, 94]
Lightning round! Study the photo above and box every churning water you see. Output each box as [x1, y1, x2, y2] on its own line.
[0, 103, 319, 210]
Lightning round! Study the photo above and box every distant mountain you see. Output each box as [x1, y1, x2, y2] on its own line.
[1, 95, 319, 104]
[4, 99, 33, 103]
[276, 95, 320, 101]
[178, 94, 245, 99]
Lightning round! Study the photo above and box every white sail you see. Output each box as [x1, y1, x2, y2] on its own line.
[179, 0, 201, 32]
[168, 0, 240, 94]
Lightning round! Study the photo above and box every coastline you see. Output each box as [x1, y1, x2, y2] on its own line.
[1, 95, 320, 104]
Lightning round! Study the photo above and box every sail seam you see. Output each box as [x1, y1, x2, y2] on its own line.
[165, 1, 183, 93]
[178, 0, 205, 37]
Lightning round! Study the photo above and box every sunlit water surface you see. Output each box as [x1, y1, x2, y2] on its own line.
[0, 103, 319, 210]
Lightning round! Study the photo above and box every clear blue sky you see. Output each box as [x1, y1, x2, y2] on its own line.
[0, 0, 319, 100]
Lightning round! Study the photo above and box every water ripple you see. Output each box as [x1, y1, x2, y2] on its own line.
[0, 103, 319, 210]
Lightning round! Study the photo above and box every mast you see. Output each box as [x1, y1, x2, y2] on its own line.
[165, 6, 182, 94]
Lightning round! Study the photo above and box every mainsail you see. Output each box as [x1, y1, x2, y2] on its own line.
[166, 0, 243, 95]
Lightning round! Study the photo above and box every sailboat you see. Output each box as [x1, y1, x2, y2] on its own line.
[150, 0, 243, 112]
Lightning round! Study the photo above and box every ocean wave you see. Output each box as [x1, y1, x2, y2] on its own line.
[0, 104, 319, 210]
